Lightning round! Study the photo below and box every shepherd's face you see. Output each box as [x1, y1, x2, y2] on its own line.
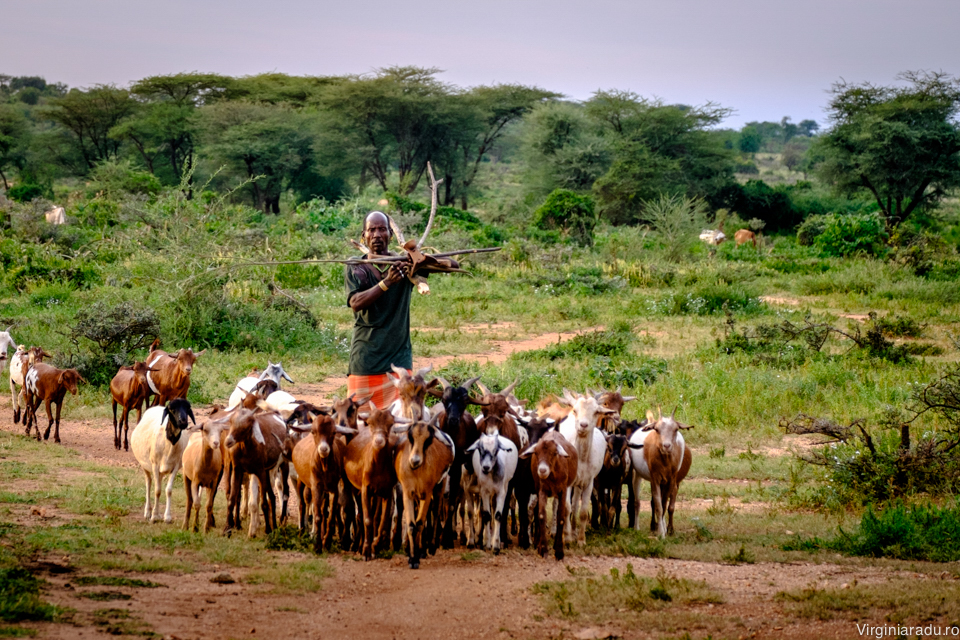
[362, 213, 390, 256]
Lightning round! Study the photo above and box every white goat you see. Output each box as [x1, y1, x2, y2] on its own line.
[464, 429, 517, 554]
[8, 344, 26, 423]
[130, 399, 198, 523]
[226, 362, 294, 409]
[558, 389, 615, 546]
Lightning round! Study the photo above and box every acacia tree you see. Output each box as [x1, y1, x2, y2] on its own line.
[588, 91, 735, 224]
[320, 67, 461, 194]
[112, 73, 233, 185]
[816, 71, 960, 230]
[0, 104, 30, 189]
[201, 101, 318, 213]
[40, 86, 137, 172]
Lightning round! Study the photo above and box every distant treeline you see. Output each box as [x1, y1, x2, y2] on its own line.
[0, 69, 833, 228]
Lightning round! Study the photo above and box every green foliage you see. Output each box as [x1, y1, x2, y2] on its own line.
[87, 160, 161, 199]
[587, 356, 667, 388]
[816, 71, 960, 229]
[61, 302, 161, 386]
[264, 525, 314, 553]
[0, 568, 59, 623]
[520, 266, 625, 296]
[295, 199, 355, 234]
[814, 213, 888, 257]
[641, 194, 708, 262]
[521, 328, 633, 361]
[5, 185, 43, 203]
[532, 189, 597, 246]
[796, 214, 829, 246]
[787, 501, 960, 562]
[648, 284, 763, 316]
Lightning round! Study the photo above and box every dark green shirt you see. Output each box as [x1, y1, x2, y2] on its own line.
[345, 257, 414, 376]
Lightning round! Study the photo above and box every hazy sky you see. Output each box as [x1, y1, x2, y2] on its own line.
[3, 0, 958, 128]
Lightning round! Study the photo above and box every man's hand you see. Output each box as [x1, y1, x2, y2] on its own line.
[384, 261, 411, 286]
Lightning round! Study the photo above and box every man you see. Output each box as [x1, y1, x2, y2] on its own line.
[345, 211, 415, 409]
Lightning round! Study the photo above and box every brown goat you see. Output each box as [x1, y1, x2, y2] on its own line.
[389, 364, 438, 420]
[393, 417, 454, 569]
[734, 229, 757, 248]
[344, 409, 400, 560]
[593, 387, 636, 434]
[222, 408, 285, 537]
[145, 348, 205, 407]
[292, 413, 357, 551]
[630, 409, 694, 538]
[519, 430, 578, 560]
[182, 416, 228, 533]
[11, 346, 50, 424]
[110, 361, 158, 451]
[23, 362, 85, 443]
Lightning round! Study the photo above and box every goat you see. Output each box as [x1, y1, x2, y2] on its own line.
[519, 430, 578, 560]
[0, 328, 16, 370]
[427, 376, 485, 548]
[110, 361, 158, 451]
[475, 379, 525, 543]
[329, 393, 372, 548]
[145, 347, 205, 407]
[292, 413, 357, 551]
[628, 408, 693, 538]
[10, 345, 48, 424]
[393, 415, 454, 569]
[557, 390, 615, 546]
[222, 407, 287, 537]
[182, 415, 227, 532]
[23, 362, 85, 443]
[388, 364, 438, 421]
[700, 219, 726, 246]
[130, 399, 198, 523]
[592, 433, 641, 529]
[593, 387, 636, 434]
[734, 229, 757, 248]
[344, 409, 400, 560]
[513, 414, 557, 549]
[463, 429, 517, 554]
[226, 362, 294, 409]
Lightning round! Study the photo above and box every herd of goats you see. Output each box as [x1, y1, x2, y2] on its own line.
[4, 331, 693, 569]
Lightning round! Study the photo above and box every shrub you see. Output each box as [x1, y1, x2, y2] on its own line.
[533, 189, 597, 246]
[814, 213, 888, 257]
[648, 284, 763, 316]
[517, 328, 633, 361]
[6, 185, 43, 203]
[787, 501, 960, 562]
[642, 194, 707, 263]
[796, 214, 829, 246]
[295, 199, 355, 234]
[87, 160, 161, 199]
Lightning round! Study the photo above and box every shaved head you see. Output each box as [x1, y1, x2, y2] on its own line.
[364, 211, 390, 233]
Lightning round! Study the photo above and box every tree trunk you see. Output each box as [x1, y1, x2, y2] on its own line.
[900, 423, 910, 452]
[0, 167, 8, 190]
[443, 174, 453, 206]
[460, 193, 468, 210]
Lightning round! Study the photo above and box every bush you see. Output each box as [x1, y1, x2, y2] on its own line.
[787, 501, 960, 563]
[814, 213, 888, 257]
[533, 189, 597, 246]
[642, 194, 707, 263]
[648, 284, 763, 316]
[87, 160, 162, 199]
[796, 214, 829, 246]
[295, 199, 355, 234]
[6, 185, 43, 203]
[517, 328, 633, 361]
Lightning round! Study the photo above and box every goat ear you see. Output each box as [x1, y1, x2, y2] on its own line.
[187, 405, 197, 426]
[195, 349, 206, 357]
[392, 416, 412, 424]
[518, 445, 536, 459]
[545, 417, 555, 426]
[355, 394, 372, 407]
[78, 374, 88, 385]
[646, 410, 656, 423]
[678, 422, 695, 430]
[426, 387, 443, 399]
[465, 440, 480, 453]
[641, 422, 655, 432]
[556, 444, 570, 457]
[622, 395, 636, 403]
[161, 407, 171, 427]
[627, 442, 644, 449]
[336, 426, 359, 436]
[424, 377, 440, 390]
[597, 406, 616, 414]
[466, 396, 489, 407]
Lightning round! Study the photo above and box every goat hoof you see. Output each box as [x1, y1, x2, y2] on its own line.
[554, 550, 564, 561]
[493, 547, 500, 556]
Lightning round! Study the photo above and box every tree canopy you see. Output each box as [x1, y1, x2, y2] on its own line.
[816, 71, 960, 229]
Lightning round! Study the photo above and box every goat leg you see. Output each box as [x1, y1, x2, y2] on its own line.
[553, 490, 566, 561]
[53, 400, 62, 444]
[666, 481, 678, 536]
[112, 401, 120, 450]
[183, 477, 194, 531]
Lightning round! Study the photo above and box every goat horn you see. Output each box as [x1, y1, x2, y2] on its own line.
[463, 376, 481, 390]
[437, 377, 451, 390]
[416, 363, 433, 378]
[502, 378, 519, 397]
[671, 405, 678, 419]
[476, 381, 491, 396]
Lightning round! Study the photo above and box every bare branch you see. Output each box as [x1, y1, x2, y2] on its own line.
[417, 161, 443, 251]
